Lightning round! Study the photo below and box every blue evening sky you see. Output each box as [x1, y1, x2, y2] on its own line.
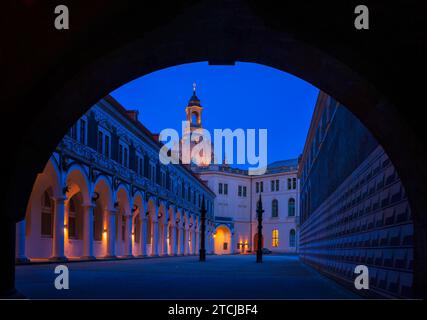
[111, 62, 319, 168]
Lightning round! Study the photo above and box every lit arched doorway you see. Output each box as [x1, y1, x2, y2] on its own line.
[214, 225, 232, 255]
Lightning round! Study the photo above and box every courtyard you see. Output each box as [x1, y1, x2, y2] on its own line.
[15, 254, 360, 299]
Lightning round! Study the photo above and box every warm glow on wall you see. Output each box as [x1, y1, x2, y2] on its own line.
[272, 229, 279, 247]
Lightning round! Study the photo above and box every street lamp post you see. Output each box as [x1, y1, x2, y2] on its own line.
[199, 195, 206, 261]
[256, 194, 264, 263]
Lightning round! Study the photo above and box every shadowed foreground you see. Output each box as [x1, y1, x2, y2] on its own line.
[15, 255, 360, 299]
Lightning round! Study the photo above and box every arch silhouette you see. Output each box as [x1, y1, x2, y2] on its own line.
[2, 0, 427, 297]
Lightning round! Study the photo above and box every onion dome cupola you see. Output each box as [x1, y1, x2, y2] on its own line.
[185, 82, 203, 132]
[188, 82, 202, 107]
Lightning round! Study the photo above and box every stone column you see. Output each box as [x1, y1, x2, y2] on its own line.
[105, 208, 117, 258]
[124, 215, 133, 257]
[163, 223, 168, 256]
[184, 226, 189, 255]
[16, 220, 29, 263]
[180, 226, 185, 255]
[152, 220, 159, 256]
[50, 196, 67, 261]
[191, 226, 196, 255]
[172, 224, 178, 255]
[139, 217, 147, 257]
[81, 203, 95, 260]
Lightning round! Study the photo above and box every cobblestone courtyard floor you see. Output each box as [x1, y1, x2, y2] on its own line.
[15, 254, 360, 299]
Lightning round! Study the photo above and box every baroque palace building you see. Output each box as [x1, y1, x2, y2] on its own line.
[16, 86, 300, 262]
[16, 95, 216, 262]
[192, 162, 299, 255]
[184, 86, 300, 254]
[298, 92, 414, 298]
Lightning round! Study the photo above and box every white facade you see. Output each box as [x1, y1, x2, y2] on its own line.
[193, 161, 299, 254]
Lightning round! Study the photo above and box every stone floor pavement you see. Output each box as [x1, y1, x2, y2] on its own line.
[15, 254, 360, 299]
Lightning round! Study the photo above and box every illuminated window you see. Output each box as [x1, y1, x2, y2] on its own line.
[272, 229, 279, 247]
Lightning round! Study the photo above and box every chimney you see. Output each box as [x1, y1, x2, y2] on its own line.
[125, 110, 139, 122]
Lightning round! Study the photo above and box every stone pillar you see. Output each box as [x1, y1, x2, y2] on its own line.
[184, 226, 189, 255]
[81, 203, 95, 260]
[124, 215, 133, 257]
[139, 217, 147, 257]
[191, 227, 196, 255]
[105, 208, 117, 258]
[163, 223, 168, 256]
[172, 224, 178, 255]
[16, 219, 29, 263]
[152, 220, 159, 256]
[179, 226, 185, 255]
[50, 196, 67, 261]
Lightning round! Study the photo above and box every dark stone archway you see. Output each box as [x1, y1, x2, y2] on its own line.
[1, 0, 426, 297]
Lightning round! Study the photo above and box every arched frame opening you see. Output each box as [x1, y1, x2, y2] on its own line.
[214, 225, 232, 255]
[3, 1, 427, 298]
